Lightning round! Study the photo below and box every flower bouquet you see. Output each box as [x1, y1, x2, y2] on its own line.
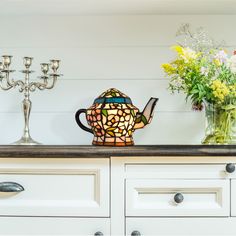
[162, 24, 236, 144]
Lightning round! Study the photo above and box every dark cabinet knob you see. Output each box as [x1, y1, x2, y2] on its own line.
[226, 163, 235, 173]
[131, 231, 141, 236]
[174, 193, 184, 204]
[94, 232, 103, 236]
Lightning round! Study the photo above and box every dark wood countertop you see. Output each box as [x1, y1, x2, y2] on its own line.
[0, 145, 235, 158]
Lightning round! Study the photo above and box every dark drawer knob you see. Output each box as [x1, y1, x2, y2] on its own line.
[226, 163, 235, 173]
[0, 182, 24, 192]
[94, 232, 103, 236]
[131, 231, 141, 236]
[174, 193, 184, 204]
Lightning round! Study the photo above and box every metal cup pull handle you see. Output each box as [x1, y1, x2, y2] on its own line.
[0, 182, 24, 192]
[131, 231, 141, 236]
[94, 232, 103, 236]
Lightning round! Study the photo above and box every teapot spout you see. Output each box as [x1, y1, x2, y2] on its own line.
[134, 97, 158, 130]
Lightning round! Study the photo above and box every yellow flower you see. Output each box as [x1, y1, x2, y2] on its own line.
[211, 80, 230, 102]
[171, 45, 199, 64]
[229, 84, 236, 97]
[171, 45, 184, 55]
[161, 63, 176, 75]
[175, 46, 198, 62]
[213, 59, 221, 67]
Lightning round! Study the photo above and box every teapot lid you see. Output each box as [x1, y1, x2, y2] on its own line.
[94, 88, 132, 104]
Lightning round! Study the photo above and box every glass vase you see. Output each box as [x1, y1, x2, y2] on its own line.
[202, 101, 236, 144]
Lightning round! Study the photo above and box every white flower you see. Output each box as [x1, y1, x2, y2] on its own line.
[214, 50, 228, 64]
[200, 67, 208, 76]
[180, 47, 197, 62]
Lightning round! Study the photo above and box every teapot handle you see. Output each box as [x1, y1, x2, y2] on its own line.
[75, 109, 93, 134]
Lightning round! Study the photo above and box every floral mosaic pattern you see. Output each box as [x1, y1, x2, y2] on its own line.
[75, 88, 157, 146]
[86, 88, 140, 146]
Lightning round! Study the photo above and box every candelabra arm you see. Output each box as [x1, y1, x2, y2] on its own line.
[29, 82, 46, 92]
[6, 73, 14, 87]
[0, 70, 25, 92]
[14, 80, 25, 92]
[0, 81, 13, 90]
[0, 71, 14, 90]
[45, 75, 58, 89]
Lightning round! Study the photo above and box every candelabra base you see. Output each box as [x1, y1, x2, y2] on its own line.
[12, 136, 42, 145]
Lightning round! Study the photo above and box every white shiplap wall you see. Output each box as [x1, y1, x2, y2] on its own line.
[0, 15, 235, 145]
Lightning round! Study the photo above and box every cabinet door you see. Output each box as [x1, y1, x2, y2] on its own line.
[0, 217, 110, 235]
[0, 158, 109, 217]
[126, 179, 230, 216]
[126, 218, 236, 236]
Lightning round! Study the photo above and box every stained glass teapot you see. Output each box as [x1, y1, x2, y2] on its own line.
[75, 88, 158, 146]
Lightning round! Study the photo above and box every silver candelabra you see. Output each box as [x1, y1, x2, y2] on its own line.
[0, 55, 62, 145]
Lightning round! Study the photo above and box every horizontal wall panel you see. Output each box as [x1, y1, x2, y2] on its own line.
[0, 47, 173, 80]
[0, 16, 235, 47]
[0, 111, 205, 145]
[0, 80, 192, 112]
[1, 46, 234, 81]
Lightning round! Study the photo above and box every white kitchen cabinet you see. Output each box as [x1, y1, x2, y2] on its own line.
[1, 150, 236, 236]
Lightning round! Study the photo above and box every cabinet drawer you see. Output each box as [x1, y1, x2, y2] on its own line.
[0, 158, 109, 217]
[126, 218, 236, 236]
[0, 217, 110, 235]
[126, 179, 230, 216]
